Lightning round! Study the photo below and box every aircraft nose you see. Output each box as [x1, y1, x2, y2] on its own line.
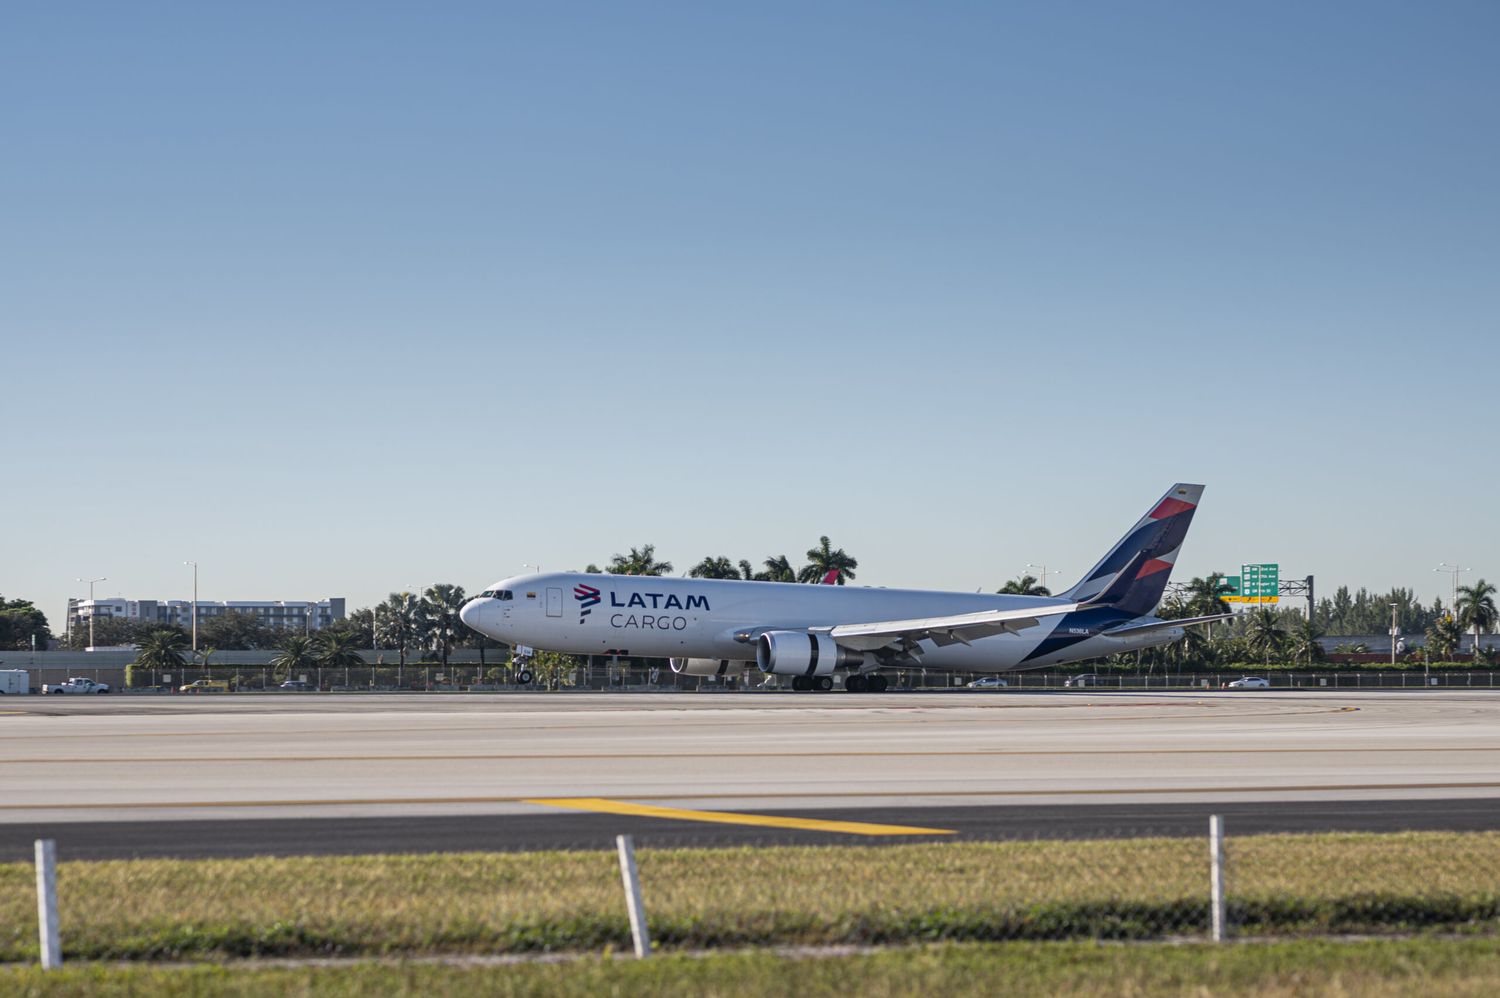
[459, 598, 486, 630]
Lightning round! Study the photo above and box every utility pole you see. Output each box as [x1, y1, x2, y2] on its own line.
[1390, 602, 1399, 668]
[76, 577, 106, 650]
[184, 562, 198, 654]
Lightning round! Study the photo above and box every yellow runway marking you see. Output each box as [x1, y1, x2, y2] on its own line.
[524, 797, 954, 836]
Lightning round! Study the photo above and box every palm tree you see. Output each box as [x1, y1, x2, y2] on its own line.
[134, 629, 187, 684]
[1184, 574, 1235, 618]
[375, 591, 421, 668]
[1456, 580, 1497, 659]
[607, 545, 673, 576]
[422, 583, 467, 669]
[194, 645, 217, 676]
[1425, 614, 1462, 662]
[998, 574, 1050, 596]
[316, 630, 366, 688]
[1244, 609, 1285, 666]
[738, 559, 757, 581]
[760, 555, 797, 583]
[270, 634, 318, 685]
[689, 556, 740, 580]
[1287, 618, 1325, 666]
[798, 537, 858, 585]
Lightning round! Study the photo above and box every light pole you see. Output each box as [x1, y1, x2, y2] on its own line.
[1434, 563, 1470, 615]
[1025, 564, 1061, 592]
[1390, 602, 1400, 668]
[183, 561, 198, 655]
[522, 563, 542, 575]
[76, 577, 106, 650]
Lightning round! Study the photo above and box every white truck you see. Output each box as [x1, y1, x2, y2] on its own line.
[0, 670, 30, 695]
[41, 677, 112, 695]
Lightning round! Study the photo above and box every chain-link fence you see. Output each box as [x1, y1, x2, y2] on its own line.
[4, 824, 1498, 967]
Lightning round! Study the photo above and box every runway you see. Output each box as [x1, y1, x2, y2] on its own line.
[3, 691, 1498, 860]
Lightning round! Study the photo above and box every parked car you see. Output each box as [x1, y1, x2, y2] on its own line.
[42, 677, 111, 695]
[179, 679, 230, 694]
[279, 680, 313, 691]
[1227, 676, 1270, 689]
[966, 676, 1009, 689]
[1064, 674, 1100, 688]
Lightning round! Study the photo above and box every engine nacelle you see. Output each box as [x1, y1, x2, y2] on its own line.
[756, 631, 865, 676]
[669, 658, 744, 677]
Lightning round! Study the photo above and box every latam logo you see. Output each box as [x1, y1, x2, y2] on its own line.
[573, 583, 601, 623]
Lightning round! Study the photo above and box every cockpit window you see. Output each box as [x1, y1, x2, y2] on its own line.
[478, 589, 514, 601]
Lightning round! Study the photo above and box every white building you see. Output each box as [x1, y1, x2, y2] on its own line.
[66, 597, 346, 638]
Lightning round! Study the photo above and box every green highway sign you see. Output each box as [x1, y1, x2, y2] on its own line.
[1239, 563, 1279, 603]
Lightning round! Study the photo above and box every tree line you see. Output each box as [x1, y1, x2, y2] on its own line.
[590, 539, 859, 584]
[8, 557, 1497, 673]
[0, 595, 52, 650]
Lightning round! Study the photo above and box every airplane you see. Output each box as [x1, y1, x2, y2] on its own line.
[458, 483, 1228, 692]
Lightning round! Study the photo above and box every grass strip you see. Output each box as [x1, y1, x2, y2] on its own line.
[4, 939, 1500, 997]
[0, 832, 1496, 962]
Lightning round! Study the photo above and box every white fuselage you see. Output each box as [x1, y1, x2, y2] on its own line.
[459, 573, 1181, 673]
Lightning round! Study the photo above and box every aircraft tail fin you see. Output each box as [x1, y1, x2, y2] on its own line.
[1060, 484, 1204, 617]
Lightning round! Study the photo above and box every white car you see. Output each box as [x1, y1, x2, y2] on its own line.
[966, 676, 1009, 689]
[1227, 676, 1270, 689]
[42, 677, 111, 695]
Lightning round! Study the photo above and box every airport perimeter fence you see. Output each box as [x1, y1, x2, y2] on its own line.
[5, 823, 1499, 967]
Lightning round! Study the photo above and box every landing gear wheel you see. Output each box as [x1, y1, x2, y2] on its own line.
[868, 675, 889, 693]
[816, 676, 834, 692]
[791, 676, 809, 692]
[845, 675, 867, 693]
[516, 669, 533, 685]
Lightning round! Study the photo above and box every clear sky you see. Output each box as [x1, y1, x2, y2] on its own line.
[5, 2, 1497, 627]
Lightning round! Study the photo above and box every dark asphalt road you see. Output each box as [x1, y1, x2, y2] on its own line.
[3, 798, 1497, 861]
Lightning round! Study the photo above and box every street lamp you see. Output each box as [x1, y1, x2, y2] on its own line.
[184, 561, 198, 654]
[1025, 564, 1061, 592]
[522, 563, 542, 575]
[305, 598, 327, 637]
[1434, 563, 1470, 615]
[76, 577, 106, 650]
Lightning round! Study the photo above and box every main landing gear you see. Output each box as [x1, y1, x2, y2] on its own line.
[786, 674, 889, 692]
[790, 676, 834, 692]
[843, 674, 888, 693]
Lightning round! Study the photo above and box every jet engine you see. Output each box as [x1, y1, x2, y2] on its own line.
[755, 631, 865, 676]
[668, 658, 745, 677]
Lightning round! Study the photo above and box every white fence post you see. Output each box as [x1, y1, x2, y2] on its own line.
[616, 834, 651, 958]
[1208, 815, 1226, 942]
[35, 839, 61, 968]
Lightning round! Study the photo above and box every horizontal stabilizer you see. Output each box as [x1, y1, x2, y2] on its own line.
[1101, 613, 1233, 638]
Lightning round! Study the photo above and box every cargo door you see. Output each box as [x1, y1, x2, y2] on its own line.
[546, 587, 563, 617]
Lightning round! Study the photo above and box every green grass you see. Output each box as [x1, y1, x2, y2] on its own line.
[1, 833, 1496, 962]
[4, 939, 1500, 997]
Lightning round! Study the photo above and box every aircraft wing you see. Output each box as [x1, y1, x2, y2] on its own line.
[1100, 613, 1233, 638]
[822, 552, 1154, 654]
[826, 602, 1086, 652]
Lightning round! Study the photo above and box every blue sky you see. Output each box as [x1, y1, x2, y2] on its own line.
[5, 2, 1497, 625]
